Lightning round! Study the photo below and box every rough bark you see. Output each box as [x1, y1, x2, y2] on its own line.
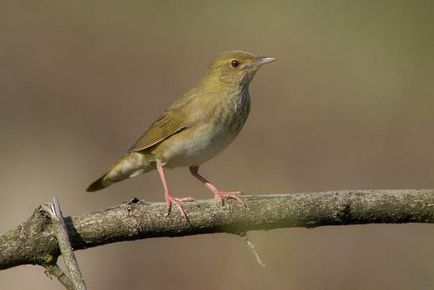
[1, 189, 434, 271]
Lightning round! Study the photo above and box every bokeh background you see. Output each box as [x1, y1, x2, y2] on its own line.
[1, 1, 434, 289]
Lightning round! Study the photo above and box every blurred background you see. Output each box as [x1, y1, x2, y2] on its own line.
[1, 1, 434, 289]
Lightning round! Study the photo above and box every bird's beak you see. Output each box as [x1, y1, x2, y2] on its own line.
[255, 56, 277, 66]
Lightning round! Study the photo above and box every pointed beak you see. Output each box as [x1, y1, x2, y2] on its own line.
[255, 56, 277, 66]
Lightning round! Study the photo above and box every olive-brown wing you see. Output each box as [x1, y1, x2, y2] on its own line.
[128, 110, 187, 152]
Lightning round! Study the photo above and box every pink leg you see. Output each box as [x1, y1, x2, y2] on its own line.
[189, 166, 243, 205]
[157, 164, 194, 218]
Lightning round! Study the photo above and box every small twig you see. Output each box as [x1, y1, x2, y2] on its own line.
[44, 263, 74, 290]
[239, 232, 266, 267]
[48, 198, 87, 290]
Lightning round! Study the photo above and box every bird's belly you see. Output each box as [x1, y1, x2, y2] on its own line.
[153, 124, 240, 168]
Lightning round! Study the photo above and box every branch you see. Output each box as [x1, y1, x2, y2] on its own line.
[41, 198, 87, 290]
[44, 263, 75, 290]
[1, 189, 434, 271]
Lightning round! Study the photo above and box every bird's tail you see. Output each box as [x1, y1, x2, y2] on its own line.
[86, 175, 108, 192]
[86, 152, 156, 192]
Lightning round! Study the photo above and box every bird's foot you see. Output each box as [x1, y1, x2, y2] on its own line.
[214, 191, 244, 206]
[166, 196, 195, 219]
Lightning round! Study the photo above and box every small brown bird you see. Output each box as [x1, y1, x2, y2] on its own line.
[87, 50, 276, 217]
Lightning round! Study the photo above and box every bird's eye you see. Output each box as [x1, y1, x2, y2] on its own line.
[230, 60, 240, 68]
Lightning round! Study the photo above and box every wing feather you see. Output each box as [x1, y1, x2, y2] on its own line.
[128, 110, 187, 152]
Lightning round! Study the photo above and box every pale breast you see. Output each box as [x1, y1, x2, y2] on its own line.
[153, 88, 251, 168]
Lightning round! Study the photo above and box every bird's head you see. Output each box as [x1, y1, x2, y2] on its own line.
[203, 50, 276, 90]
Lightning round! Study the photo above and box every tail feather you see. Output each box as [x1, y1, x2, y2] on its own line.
[86, 152, 156, 192]
[86, 174, 111, 192]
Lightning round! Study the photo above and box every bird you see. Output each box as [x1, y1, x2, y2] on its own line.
[87, 50, 276, 218]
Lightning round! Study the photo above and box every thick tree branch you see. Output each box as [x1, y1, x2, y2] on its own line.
[1, 189, 434, 271]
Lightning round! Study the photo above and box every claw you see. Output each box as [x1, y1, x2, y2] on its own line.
[166, 196, 195, 218]
[189, 166, 245, 206]
[215, 191, 245, 206]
